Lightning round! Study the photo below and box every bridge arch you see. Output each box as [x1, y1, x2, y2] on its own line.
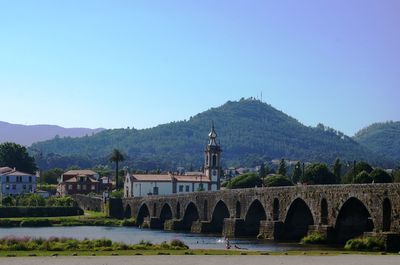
[160, 203, 173, 227]
[244, 199, 267, 236]
[382, 198, 391, 232]
[335, 197, 374, 243]
[209, 200, 230, 233]
[124, 204, 132, 218]
[284, 198, 314, 240]
[136, 203, 150, 227]
[182, 202, 199, 231]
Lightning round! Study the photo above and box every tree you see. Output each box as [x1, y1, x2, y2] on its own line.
[370, 168, 392, 183]
[226, 173, 262, 189]
[333, 158, 342, 183]
[302, 163, 336, 184]
[393, 168, 400, 183]
[264, 174, 293, 187]
[109, 149, 125, 189]
[41, 168, 64, 184]
[259, 162, 267, 184]
[0, 142, 37, 174]
[292, 161, 302, 184]
[342, 161, 373, 184]
[354, 170, 373, 183]
[278, 159, 287, 176]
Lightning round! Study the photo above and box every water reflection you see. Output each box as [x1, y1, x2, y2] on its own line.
[0, 226, 334, 251]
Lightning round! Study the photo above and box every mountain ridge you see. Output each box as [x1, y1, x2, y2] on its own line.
[29, 98, 393, 170]
[0, 121, 104, 146]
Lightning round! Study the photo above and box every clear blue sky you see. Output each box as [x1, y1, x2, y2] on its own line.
[0, 0, 399, 136]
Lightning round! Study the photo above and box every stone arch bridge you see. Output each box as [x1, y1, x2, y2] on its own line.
[115, 183, 400, 244]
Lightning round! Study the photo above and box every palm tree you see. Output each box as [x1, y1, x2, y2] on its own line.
[109, 149, 125, 189]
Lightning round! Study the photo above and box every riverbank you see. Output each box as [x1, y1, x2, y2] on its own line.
[0, 255, 399, 265]
[0, 211, 133, 227]
[0, 249, 397, 257]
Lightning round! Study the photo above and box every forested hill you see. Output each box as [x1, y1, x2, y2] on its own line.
[354, 121, 400, 162]
[30, 99, 391, 170]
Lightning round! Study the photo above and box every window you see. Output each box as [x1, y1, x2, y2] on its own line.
[29, 176, 32, 182]
[68, 185, 73, 190]
[6, 185, 10, 190]
[29, 185, 32, 191]
[23, 184, 26, 190]
[185, 185, 190, 192]
[77, 184, 81, 190]
[179, 185, 183, 192]
[6, 176, 9, 183]
[153, 186, 159, 195]
[12, 184, 16, 190]
[82, 184, 87, 190]
[91, 185, 95, 191]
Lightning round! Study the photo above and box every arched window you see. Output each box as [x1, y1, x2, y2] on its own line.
[235, 201, 241, 218]
[321, 198, 328, 225]
[212, 155, 217, 167]
[273, 198, 279, 221]
[383, 198, 391, 232]
[153, 203, 157, 217]
[176, 202, 181, 219]
[203, 200, 208, 220]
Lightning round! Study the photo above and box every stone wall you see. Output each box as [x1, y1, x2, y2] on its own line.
[72, 194, 103, 212]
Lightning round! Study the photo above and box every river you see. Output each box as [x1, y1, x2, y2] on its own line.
[0, 226, 337, 251]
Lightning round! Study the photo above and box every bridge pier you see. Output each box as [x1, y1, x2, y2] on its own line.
[222, 218, 245, 237]
[164, 219, 182, 230]
[259, 221, 285, 240]
[308, 225, 335, 242]
[191, 221, 212, 233]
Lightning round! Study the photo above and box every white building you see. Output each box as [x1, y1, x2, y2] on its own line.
[0, 167, 37, 196]
[124, 123, 222, 197]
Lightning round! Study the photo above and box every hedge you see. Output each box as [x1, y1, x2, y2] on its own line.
[0, 207, 83, 218]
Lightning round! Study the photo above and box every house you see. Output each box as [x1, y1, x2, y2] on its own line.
[57, 169, 100, 196]
[124, 172, 211, 197]
[0, 167, 37, 196]
[124, 123, 222, 197]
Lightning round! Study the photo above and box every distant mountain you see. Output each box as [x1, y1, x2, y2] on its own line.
[30, 98, 392, 170]
[0, 121, 104, 146]
[354, 121, 400, 163]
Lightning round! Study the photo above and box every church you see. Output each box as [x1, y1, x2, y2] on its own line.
[123, 123, 222, 197]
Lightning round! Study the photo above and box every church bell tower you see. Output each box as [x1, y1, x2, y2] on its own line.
[204, 121, 222, 190]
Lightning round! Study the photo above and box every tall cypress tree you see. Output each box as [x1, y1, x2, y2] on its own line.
[333, 158, 342, 183]
[292, 161, 302, 184]
[278, 158, 287, 176]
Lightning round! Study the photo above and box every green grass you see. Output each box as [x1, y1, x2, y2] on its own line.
[0, 249, 395, 257]
[344, 237, 385, 251]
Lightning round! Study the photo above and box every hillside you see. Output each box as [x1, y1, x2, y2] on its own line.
[0, 121, 104, 146]
[354, 121, 400, 162]
[30, 98, 390, 170]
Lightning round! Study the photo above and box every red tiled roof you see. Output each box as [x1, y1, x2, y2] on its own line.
[128, 173, 210, 183]
[131, 174, 172, 182]
[63, 170, 98, 176]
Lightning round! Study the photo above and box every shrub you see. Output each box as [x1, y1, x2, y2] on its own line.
[169, 239, 188, 249]
[121, 219, 136, 226]
[264, 174, 293, 187]
[344, 237, 384, 251]
[302, 163, 336, 184]
[20, 219, 52, 227]
[301, 233, 326, 244]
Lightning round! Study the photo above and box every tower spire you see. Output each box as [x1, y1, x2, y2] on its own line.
[208, 120, 217, 146]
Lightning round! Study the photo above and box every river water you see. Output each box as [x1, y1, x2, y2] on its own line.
[0, 226, 336, 251]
